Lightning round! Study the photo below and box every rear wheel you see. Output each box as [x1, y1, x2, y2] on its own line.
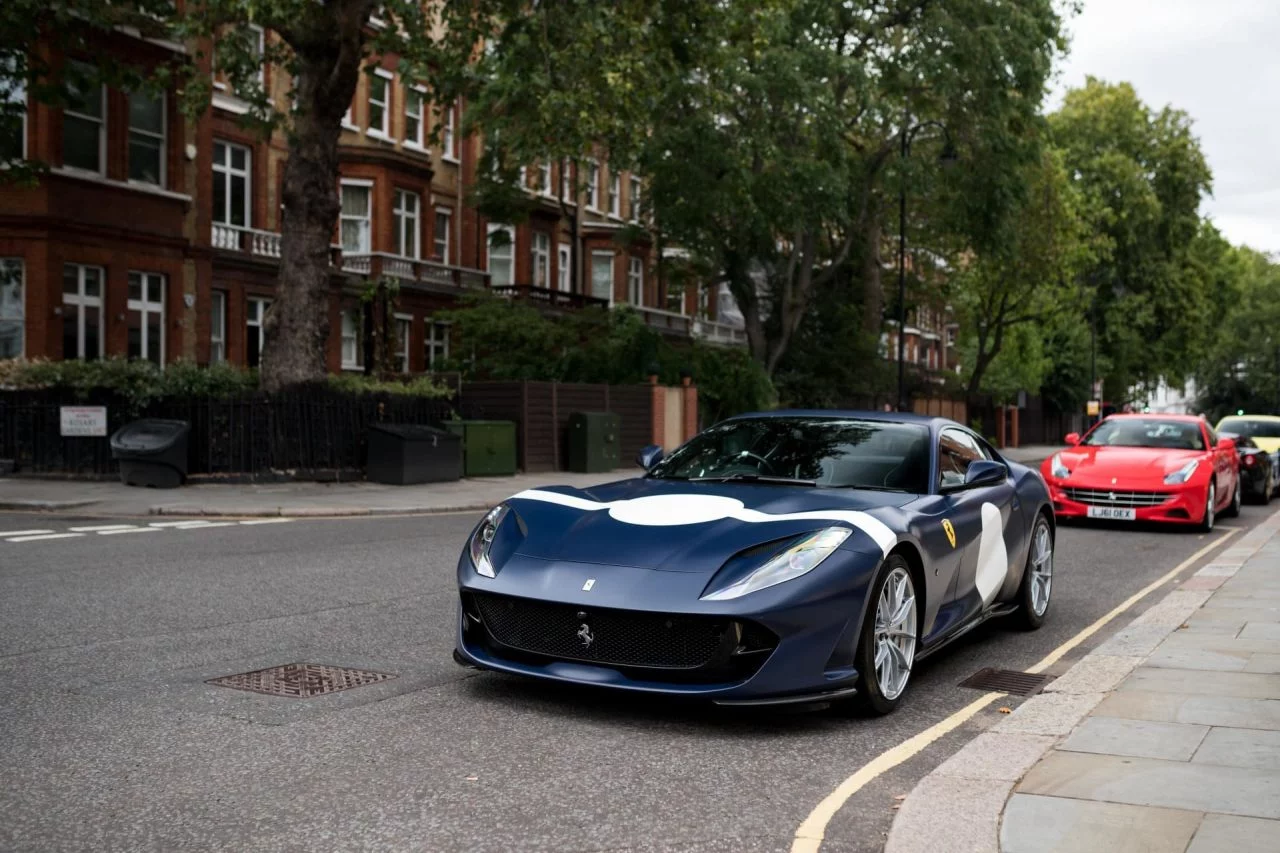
[1014, 514, 1053, 630]
[1224, 476, 1242, 519]
[848, 555, 919, 716]
[1199, 483, 1216, 532]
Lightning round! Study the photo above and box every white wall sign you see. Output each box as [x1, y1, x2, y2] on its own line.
[60, 406, 107, 437]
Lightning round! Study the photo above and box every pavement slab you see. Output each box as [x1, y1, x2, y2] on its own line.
[1001, 794, 1203, 853]
[1118, 667, 1280, 700]
[1185, 814, 1280, 853]
[1060, 716, 1209, 762]
[1192, 726, 1280, 770]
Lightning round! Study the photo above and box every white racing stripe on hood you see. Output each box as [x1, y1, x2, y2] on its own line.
[509, 489, 897, 556]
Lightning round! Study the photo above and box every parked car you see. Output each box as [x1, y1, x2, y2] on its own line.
[1041, 414, 1240, 531]
[1214, 414, 1280, 497]
[1219, 432, 1273, 504]
[454, 411, 1054, 716]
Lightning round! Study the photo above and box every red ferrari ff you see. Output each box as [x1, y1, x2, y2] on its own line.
[1040, 414, 1241, 531]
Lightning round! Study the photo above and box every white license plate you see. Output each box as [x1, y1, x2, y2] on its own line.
[1087, 506, 1136, 521]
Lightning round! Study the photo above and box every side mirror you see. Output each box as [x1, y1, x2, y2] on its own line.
[636, 445, 664, 470]
[1064, 433, 1080, 446]
[963, 460, 1008, 488]
[1217, 437, 1236, 451]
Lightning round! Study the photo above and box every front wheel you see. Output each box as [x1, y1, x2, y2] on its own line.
[848, 555, 919, 716]
[1223, 476, 1242, 519]
[1014, 514, 1053, 630]
[1199, 483, 1216, 532]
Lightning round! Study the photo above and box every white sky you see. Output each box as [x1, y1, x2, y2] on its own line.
[1050, 0, 1280, 254]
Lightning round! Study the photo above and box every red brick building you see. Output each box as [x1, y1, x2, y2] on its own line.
[0, 28, 745, 374]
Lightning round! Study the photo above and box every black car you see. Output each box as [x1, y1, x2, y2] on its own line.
[1220, 432, 1273, 504]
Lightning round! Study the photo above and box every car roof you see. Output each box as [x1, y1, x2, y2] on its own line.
[727, 409, 956, 428]
[1103, 413, 1205, 423]
[1218, 414, 1280, 422]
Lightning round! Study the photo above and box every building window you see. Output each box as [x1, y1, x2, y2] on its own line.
[441, 103, 457, 160]
[0, 258, 23, 358]
[393, 189, 420, 258]
[127, 90, 165, 186]
[210, 290, 227, 363]
[62, 264, 103, 360]
[340, 181, 372, 253]
[560, 161, 572, 202]
[63, 62, 104, 174]
[697, 285, 709, 318]
[487, 224, 514, 287]
[246, 297, 269, 368]
[590, 251, 614, 302]
[557, 243, 571, 292]
[212, 141, 251, 227]
[531, 232, 550, 289]
[248, 25, 265, 88]
[627, 257, 643, 306]
[629, 176, 641, 222]
[368, 69, 392, 138]
[2, 58, 25, 161]
[946, 327, 957, 346]
[586, 160, 600, 210]
[341, 309, 363, 370]
[127, 271, 165, 366]
[537, 162, 552, 195]
[404, 86, 424, 148]
[395, 314, 412, 373]
[434, 207, 452, 262]
[608, 171, 621, 217]
[665, 284, 684, 314]
[426, 319, 450, 368]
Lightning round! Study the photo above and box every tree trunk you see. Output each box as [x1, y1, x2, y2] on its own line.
[860, 216, 883, 337]
[260, 13, 367, 391]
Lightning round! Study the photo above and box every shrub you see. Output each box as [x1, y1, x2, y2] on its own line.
[326, 372, 452, 398]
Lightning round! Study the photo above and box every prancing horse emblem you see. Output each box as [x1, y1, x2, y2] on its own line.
[576, 622, 595, 648]
[941, 519, 956, 549]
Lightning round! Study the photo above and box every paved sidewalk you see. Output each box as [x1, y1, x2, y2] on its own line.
[886, 510, 1280, 853]
[0, 469, 633, 517]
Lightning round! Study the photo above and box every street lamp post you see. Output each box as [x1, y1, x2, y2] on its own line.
[895, 116, 955, 412]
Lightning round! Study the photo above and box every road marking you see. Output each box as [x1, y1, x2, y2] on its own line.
[0, 530, 55, 537]
[238, 518, 295, 525]
[6, 533, 85, 543]
[789, 525, 1242, 853]
[96, 527, 161, 536]
[148, 520, 211, 527]
[69, 524, 138, 532]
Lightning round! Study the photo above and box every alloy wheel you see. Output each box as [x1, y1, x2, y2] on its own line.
[873, 566, 918, 701]
[1205, 484, 1216, 530]
[1029, 521, 1053, 617]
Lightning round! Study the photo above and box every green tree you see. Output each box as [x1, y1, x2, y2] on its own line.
[1194, 245, 1280, 420]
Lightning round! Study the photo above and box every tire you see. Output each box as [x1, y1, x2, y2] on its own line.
[1015, 513, 1053, 630]
[1264, 470, 1274, 505]
[848, 555, 919, 716]
[1224, 476, 1242, 519]
[1199, 483, 1216, 532]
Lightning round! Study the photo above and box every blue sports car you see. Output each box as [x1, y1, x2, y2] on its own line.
[454, 411, 1055, 714]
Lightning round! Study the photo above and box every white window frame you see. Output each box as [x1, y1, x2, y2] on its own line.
[127, 271, 166, 366]
[557, 243, 571, 292]
[62, 263, 104, 360]
[629, 176, 642, 222]
[246, 296, 270, 367]
[209, 290, 227, 363]
[434, 206, 452, 263]
[441, 103, 457, 162]
[585, 160, 600, 211]
[127, 89, 166, 187]
[342, 100, 358, 131]
[627, 257, 644, 306]
[5, 57, 27, 161]
[538, 162, 553, 195]
[590, 250, 614, 304]
[0, 258, 24, 358]
[341, 309, 363, 370]
[531, 232, 550, 289]
[63, 63, 105, 176]
[404, 85, 425, 149]
[426, 318, 450, 368]
[395, 312, 412, 373]
[392, 188, 420, 259]
[486, 223, 515, 288]
[212, 140, 251, 227]
[367, 68, 392, 139]
[249, 25, 266, 89]
[560, 161, 574, 205]
[339, 179, 373, 254]
[608, 171, 621, 218]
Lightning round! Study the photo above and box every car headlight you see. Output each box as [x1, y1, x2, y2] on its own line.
[469, 505, 510, 578]
[1050, 453, 1070, 480]
[1164, 459, 1200, 485]
[701, 527, 852, 601]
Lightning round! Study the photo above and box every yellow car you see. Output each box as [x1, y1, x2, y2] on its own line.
[1215, 414, 1280, 500]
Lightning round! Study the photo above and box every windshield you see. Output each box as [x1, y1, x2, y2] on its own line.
[1217, 418, 1280, 439]
[1081, 418, 1205, 451]
[649, 417, 932, 493]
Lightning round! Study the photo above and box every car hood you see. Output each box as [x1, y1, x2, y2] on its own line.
[503, 477, 908, 571]
[1055, 446, 1202, 484]
[1246, 437, 1280, 454]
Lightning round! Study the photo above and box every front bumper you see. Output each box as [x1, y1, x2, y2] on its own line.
[1046, 480, 1207, 524]
[454, 550, 881, 704]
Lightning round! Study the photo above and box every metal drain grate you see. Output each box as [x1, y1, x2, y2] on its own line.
[958, 667, 1053, 696]
[207, 663, 395, 698]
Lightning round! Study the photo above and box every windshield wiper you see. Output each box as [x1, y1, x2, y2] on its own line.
[689, 474, 819, 487]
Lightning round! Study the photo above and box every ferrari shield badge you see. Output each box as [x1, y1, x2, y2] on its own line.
[942, 519, 957, 549]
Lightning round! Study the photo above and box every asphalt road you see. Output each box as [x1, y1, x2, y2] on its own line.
[0, 502, 1269, 853]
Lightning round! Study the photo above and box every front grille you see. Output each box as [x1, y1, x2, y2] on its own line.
[464, 592, 776, 675]
[1063, 487, 1172, 508]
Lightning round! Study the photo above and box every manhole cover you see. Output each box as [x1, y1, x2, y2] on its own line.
[207, 663, 395, 698]
[958, 667, 1052, 696]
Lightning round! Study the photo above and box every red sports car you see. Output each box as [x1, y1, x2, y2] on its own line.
[1040, 414, 1241, 530]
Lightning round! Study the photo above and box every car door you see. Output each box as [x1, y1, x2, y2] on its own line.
[1204, 423, 1232, 504]
[936, 428, 1020, 625]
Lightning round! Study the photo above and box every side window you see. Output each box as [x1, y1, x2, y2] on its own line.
[939, 428, 986, 488]
[1204, 425, 1217, 450]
